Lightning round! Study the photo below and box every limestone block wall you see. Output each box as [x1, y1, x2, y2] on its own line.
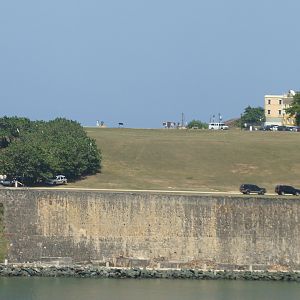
[0, 189, 300, 269]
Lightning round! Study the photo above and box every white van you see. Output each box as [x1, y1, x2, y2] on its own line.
[208, 122, 229, 130]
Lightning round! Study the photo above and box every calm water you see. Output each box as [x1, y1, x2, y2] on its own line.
[1, 278, 300, 300]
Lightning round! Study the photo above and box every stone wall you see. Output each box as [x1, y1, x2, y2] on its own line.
[0, 189, 300, 269]
[0, 203, 5, 261]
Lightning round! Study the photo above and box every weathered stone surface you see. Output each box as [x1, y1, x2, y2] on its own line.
[4, 263, 300, 280]
[1, 190, 300, 270]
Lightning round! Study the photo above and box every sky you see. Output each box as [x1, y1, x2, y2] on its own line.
[1, 1, 300, 128]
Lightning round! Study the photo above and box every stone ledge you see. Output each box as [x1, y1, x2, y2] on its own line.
[1, 264, 300, 281]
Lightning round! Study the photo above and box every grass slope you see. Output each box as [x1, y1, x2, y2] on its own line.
[70, 128, 300, 193]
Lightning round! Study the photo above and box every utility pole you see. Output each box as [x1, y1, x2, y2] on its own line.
[240, 114, 243, 130]
[181, 113, 184, 127]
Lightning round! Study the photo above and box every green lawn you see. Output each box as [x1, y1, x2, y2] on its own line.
[69, 128, 300, 193]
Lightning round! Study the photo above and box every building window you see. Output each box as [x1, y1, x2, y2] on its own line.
[268, 99, 271, 105]
[268, 110, 271, 115]
[278, 110, 282, 115]
[279, 99, 282, 105]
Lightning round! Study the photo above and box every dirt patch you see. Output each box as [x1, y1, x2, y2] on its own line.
[231, 163, 258, 175]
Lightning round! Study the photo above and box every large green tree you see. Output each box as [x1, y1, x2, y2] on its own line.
[0, 116, 32, 148]
[240, 106, 265, 126]
[187, 120, 208, 129]
[0, 117, 101, 184]
[285, 92, 300, 125]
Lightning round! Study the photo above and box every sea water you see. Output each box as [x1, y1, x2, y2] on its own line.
[1, 277, 300, 300]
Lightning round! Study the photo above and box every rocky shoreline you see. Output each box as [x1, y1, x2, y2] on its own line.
[1, 264, 300, 281]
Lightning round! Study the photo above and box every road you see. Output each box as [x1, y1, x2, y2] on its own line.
[0, 185, 278, 196]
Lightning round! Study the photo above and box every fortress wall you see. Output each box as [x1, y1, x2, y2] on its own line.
[0, 189, 300, 269]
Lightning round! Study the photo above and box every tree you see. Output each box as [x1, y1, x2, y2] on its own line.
[0, 117, 101, 184]
[240, 106, 265, 126]
[0, 116, 32, 148]
[187, 120, 208, 129]
[0, 137, 52, 183]
[285, 92, 300, 125]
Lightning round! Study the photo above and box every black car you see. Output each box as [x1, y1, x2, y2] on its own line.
[275, 185, 300, 195]
[240, 184, 266, 195]
[277, 126, 289, 131]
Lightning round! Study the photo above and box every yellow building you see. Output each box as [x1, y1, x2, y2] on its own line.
[264, 90, 295, 126]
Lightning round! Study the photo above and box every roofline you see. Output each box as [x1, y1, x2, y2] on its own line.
[265, 94, 294, 98]
[265, 95, 285, 97]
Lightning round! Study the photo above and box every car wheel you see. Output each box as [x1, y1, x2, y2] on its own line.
[281, 191, 284, 195]
[295, 192, 299, 196]
[246, 190, 250, 195]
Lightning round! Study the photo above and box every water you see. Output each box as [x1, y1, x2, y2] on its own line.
[1, 278, 300, 300]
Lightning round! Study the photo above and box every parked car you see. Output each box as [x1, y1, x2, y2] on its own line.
[270, 125, 279, 131]
[240, 184, 266, 195]
[292, 126, 300, 132]
[45, 175, 67, 185]
[0, 178, 16, 187]
[275, 185, 300, 195]
[261, 125, 276, 131]
[208, 122, 229, 130]
[277, 126, 290, 131]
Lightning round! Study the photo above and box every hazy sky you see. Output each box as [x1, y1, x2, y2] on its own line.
[1, 1, 299, 128]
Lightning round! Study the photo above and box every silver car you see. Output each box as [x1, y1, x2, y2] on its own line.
[46, 175, 67, 185]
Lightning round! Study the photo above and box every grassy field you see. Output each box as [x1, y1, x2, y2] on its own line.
[70, 128, 300, 193]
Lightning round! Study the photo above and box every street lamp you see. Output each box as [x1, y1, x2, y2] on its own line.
[259, 117, 262, 129]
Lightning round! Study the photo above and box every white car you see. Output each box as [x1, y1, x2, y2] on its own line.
[208, 122, 229, 130]
[46, 175, 67, 185]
